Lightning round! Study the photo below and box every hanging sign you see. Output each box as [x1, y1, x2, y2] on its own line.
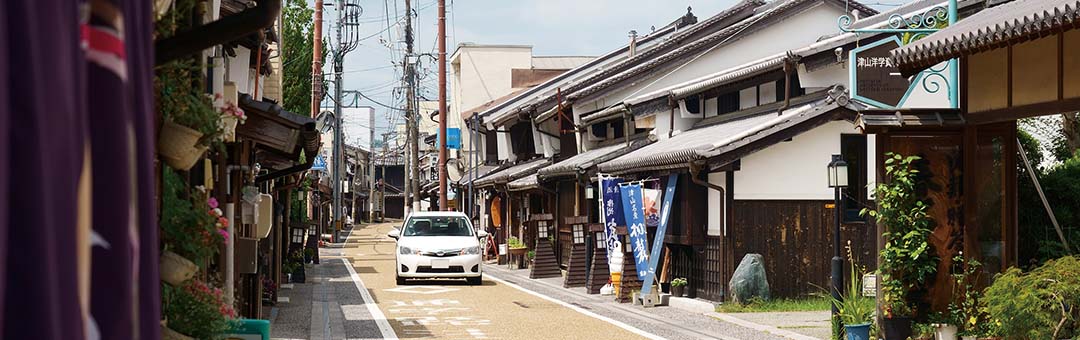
[850, 36, 910, 108]
[620, 182, 649, 278]
[639, 174, 678, 296]
[600, 175, 625, 273]
[311, 154, 328, 171]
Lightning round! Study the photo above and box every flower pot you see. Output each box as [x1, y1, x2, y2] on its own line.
[160, 250, 197, 286]
[153, 0, 174, 19]
[220, 114, 239, 142]
[660, 282, 671, 293]
[671, 285, 685, 297]
[158, 120, 208, 171]
[845, 323, 872, 340]
[933, 324, 958, 340]
[961, 336, 977, 340]
[882, 317, 913, 340]
[161, 325, 193, 340]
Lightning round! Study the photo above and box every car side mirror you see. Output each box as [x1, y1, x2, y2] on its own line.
[476, 230, 488, 239]
[387, 228, 400, 239]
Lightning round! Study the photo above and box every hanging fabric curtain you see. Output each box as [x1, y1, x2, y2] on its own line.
[0, 0, 159, 339]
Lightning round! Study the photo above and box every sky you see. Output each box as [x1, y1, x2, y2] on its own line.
[316, 0, 905, 148]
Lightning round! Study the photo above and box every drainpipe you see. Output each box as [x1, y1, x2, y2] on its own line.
[778, 52, 799, 115]
[156, 0, 283, 64]
[223, 164, 253, 304]
[622, 109, 631, 147]
[668, 95, 676, 139]
[688, 162, 724, 192]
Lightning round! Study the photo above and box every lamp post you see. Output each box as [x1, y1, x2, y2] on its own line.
[827, 154, 849, 336]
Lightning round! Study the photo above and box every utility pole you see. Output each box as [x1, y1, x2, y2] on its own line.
[437, 0, 448, 210]
[381, 132, 391, 221]
[403, 0, 417, 216]
[311, 0, 323, 118]
[406, 0, 421, 214]
[331, 0, 360, 241]
[368, 103, 376, 223]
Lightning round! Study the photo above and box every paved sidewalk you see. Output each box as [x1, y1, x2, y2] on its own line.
[711, 311, 831, 340]
[269, 232, 384, 340]
[483, 264, 799, 340]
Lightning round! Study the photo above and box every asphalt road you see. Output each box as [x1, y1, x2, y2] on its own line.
[340, 222, 656, 340]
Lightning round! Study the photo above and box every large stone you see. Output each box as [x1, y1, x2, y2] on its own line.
[728, 253, 769, 305]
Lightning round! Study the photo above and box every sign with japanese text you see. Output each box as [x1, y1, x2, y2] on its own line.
[851, 36, 910, 108]
[640, 174, 678, 296]
[619, 183, 650, 278]
[600, 175, 624, 273]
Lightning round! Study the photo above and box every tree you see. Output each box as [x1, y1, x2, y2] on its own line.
[281, 0, 323, 115]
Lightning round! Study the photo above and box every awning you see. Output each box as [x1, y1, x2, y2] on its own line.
[507, 174, 539, 192]
[457, 165, 498, 186]
[473, 158, 551, 188]
[891, 0, 1080, 74]
[537, 140, 651, 180]
[599, 92, 850, 174]
[580, 104, 628, 125]
[237, 93, 321, 182]
[856, 109, 966, 132]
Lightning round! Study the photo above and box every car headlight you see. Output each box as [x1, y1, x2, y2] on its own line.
[461, 246, 480, 255]
[399, 246, 414, 255]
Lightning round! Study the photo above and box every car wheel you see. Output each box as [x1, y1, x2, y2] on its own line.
[396, 274, 406, 286]
[467, 275, 482, 286]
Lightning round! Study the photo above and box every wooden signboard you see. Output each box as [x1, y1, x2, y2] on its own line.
[529, 214, 561, 279]
[563, 216, 589, 288]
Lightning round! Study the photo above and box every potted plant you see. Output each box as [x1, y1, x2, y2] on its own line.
[526, 250, 535, 268]
[285, 250, 306, 283]
[156, 61, 224, 170]
[507, 237, 527, 268]
[162, 280, 239, 340]
[671, 278, 688, 297]
[160, 169, 227, 286]
[216, 95, 246, 143]
[831, 244, 876, 340]
[861, 153, 938, 340]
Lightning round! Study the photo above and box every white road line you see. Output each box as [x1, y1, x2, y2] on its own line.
[340, 226, 399, 340]
[484, 274, 667, 340]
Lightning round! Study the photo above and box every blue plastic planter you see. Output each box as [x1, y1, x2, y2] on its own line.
[845, 323, 872, 340]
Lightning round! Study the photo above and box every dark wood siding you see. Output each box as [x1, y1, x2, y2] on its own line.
[731, 200, 877, 299]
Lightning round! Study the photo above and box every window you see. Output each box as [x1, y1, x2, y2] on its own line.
[594, 231, 605, 248]
[717, 92, 739, 115]
[402, 216, 473, 237]
[841, 134, 868, 222]
[537, 220, 550, 238]
[573, 224, 585, 244]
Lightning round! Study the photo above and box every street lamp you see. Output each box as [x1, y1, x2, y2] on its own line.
[827, 154, 848, 336]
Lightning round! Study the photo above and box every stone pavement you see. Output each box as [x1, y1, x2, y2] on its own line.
[269, 234, 385, 340]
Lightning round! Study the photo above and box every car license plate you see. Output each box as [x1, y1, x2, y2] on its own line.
[431, 259, 449, 269]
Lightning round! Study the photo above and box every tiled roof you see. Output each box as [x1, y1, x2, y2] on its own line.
[537, 140, 651, 179]
[473, 158, 551, 188]
[507, 174, 539, 191]
[598, 93, 847, 174]
[457, 165, 498, 186]
[892, 0, 1080, 74]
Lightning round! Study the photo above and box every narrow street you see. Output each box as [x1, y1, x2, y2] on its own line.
[270, 222, 815, 340]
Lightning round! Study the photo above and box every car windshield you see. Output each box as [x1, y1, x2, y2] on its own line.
[402, 216, 473, 237]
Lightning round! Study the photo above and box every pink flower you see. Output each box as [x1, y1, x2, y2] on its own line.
[218, 229, 230, 243]
[208, 197, 219, 209]
[218, 216, 229, 228]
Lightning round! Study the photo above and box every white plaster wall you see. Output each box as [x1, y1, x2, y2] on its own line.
[734, 121, 875, 200]
[581, 3, 845, 110]
[798, 62, 848, 90]
[227, 47, 252, 95]
[496, 131, 514, 162]
[899, 61, 953, 108]
[707, 171, 727, 236]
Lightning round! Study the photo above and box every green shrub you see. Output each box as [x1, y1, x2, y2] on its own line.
[160, 168, 225, 265]
[984, 256, 1080, 339]
[507, 237, 526, 249]
[163, 281, 238, 339]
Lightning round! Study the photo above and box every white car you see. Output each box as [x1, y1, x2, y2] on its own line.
[388, 211, 487, 285]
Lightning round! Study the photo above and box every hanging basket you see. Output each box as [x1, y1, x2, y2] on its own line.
[220, 115, 239, 142]
[153, 0, 174, 19]
[161, 325, 193, 340]
[158, 120, 208, 171]
[160, 250, 198, 286]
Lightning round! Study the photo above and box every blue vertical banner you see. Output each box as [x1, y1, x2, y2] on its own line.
[620, 182, 650, 278]
[600, 175, 625, 273]
[640, 174, 679, 296]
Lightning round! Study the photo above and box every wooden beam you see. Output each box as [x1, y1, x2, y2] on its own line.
[967, 97, 1080, 124]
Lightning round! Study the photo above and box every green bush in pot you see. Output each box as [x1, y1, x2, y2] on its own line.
[861, 153, 938, 338]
